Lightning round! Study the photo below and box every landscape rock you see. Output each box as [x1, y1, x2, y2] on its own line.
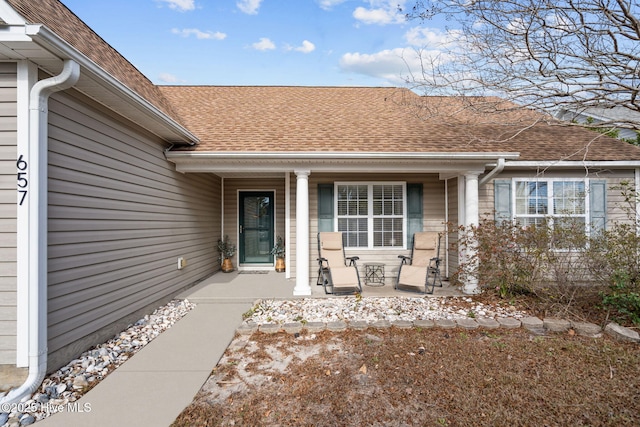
[521, 317, 545, 333]
[476, 318, 500, 329]
[435, 319, 456, 329]
[544, 318, 572, 333]
[497, 317, 521, 329]
[456, 318, 479, 329]
[0, 299, 194, 427]
[605, 322, 640, 343]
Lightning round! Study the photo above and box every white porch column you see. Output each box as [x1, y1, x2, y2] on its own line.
[293, 170, 311, 295]
[463, 172, 480, 294]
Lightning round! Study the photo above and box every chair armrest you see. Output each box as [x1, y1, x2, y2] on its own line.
[398, 255, 411, 265]
[346, 256, 359, 267]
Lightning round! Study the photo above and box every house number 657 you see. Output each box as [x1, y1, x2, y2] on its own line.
[16, 154, 28, 205]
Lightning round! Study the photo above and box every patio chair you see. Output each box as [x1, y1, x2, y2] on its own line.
[317, 232, 362, 295]
[395, 231, 442, 294]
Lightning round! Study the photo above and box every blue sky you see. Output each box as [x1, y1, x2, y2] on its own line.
[60, 0, 455, 87]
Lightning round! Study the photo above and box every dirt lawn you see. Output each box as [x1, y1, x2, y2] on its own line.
[172, 327, 640, 426]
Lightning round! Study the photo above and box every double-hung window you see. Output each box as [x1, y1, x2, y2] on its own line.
[336, 183, 405, 249]
[514, 179, 588, 233]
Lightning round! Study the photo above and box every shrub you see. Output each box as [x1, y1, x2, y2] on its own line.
[453, 219, 544, 298]
[453, 180, 640, 324]
[601, 271, 640, 325]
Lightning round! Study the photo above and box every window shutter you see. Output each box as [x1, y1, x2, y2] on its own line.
[589, 180, 606, 235]
[317, 184, 334, 232]
[494, 179, 512, 223]
[406, 183, 423, 247]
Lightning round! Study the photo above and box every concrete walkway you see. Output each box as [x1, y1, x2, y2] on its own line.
[37, 271, 458, 427]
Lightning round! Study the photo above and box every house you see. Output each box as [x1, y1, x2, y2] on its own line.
[555, 106, 640, 141]
[2, 0, 640, 403]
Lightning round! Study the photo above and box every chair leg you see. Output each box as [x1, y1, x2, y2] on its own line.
[322, 269, 333, 294]
[426, 260, 440, 294]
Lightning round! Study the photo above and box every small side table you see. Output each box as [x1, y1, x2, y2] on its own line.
[364, 262, 385, 286]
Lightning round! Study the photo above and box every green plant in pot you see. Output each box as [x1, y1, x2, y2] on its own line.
[217, 235, 236, 272]
[270, 235, 285, 272]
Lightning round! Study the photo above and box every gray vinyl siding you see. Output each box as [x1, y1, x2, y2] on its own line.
[482, 170, 636, 228]
[0, 63, 17, 365]
[46, 91, 220, 370]
[309, 173, 445, 286]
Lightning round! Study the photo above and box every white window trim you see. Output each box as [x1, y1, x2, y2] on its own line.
[512, 178, 591, 235]
[334, 182, 407, 250]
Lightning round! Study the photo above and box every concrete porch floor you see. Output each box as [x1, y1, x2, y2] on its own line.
[179, 269, 463, 304]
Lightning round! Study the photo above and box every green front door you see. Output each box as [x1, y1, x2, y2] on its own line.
[239, 192, 274, 264]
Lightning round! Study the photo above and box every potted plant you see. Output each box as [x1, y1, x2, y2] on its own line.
[270, 235, 286, 272]
[217, 235, 236, 273]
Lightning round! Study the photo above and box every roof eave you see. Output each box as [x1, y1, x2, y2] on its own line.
[505, 160, 640, 168]
[165, 151, 521, 175]
[23, 24, 198, 144]
[165, 151, 521, 161]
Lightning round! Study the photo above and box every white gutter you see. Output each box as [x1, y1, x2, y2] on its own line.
[504, 160, 640, 168]
[166, 151, 521, 161]
[1, 60, 80, 405]
[479, 157, 505, 186]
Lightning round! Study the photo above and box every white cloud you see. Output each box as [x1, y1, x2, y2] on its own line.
[293, 40, 316, 53]
[158, 73, 186, 83]
[339, 47, 453, 84]
[237, 0, 262, 14]
[252, 37, 276, 51]
[317, 0, 347, 11]
[404, 27, 462, 49]
[171, 28, 227, 40]
[353, 1, 406, 25]
[157, 0, 195, 12]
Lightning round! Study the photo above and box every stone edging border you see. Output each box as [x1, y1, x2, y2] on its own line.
[237, 316, 640, 343]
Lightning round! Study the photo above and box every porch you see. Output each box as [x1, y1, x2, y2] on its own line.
[179, 270, 462, 304]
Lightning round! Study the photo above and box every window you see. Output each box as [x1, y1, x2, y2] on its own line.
[514, 179, 587, 232]
[336, 183, 405, 248]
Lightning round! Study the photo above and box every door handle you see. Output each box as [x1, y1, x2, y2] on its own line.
[240, 225, 243, 233]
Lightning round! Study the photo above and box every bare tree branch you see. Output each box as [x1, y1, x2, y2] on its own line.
[403, 0, 640, 132]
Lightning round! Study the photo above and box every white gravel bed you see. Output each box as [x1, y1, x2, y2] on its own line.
[0, 299, 195, 427]
[243, 296, 529, 325]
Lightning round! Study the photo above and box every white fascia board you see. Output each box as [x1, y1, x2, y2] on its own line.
[24, 24, 198, 144]
[166, 152, 505, 174]
[505, 160, 640, 168]
[0, 2, 28, 24]
[166, 151, 520, 161]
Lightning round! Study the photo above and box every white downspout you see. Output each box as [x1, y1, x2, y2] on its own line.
[479, 158, 505, 186]
[1, 60, 80, 405]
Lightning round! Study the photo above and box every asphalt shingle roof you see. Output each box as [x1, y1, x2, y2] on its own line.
[159, 86, 640, 161]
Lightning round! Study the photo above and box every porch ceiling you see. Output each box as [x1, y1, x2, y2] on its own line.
[165, 151, 520, 177]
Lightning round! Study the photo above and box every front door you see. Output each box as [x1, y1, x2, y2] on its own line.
[239, 191, 274, 264]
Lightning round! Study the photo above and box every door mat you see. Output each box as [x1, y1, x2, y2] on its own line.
[238, 270, 269, 274]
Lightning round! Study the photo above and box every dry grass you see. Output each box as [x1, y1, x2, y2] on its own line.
[172, 326, 640, 427]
